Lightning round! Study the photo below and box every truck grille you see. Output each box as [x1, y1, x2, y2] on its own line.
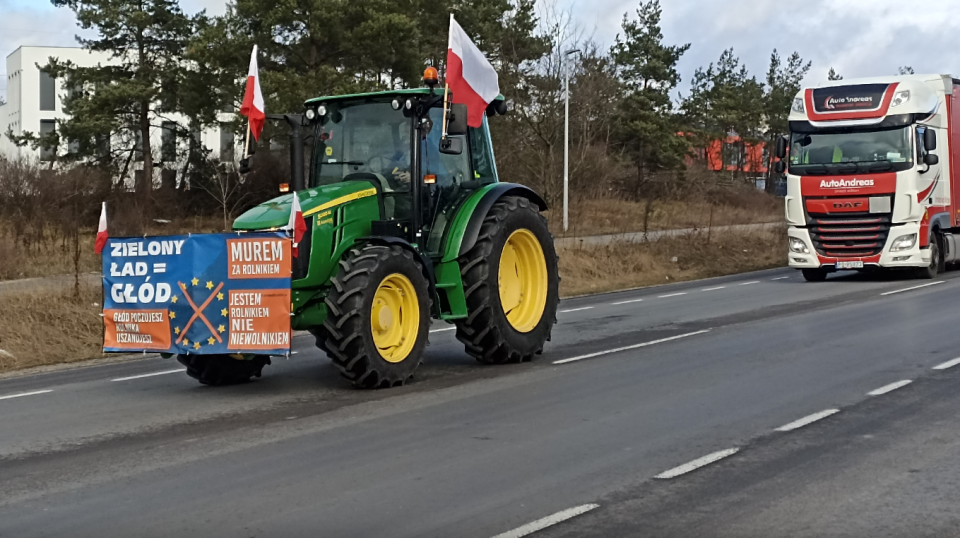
[807, 214, 891, 258]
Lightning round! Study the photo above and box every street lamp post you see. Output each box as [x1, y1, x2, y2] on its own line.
[563, 48, 580, 233]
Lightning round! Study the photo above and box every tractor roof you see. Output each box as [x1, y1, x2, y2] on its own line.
[305, 88, 504, 106]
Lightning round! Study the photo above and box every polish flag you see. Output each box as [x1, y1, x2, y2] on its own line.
[285, 193, 307, 258]
[94, 201, 108, 254]
[239, 45, 266, 141]
[446, 15, 500, 127]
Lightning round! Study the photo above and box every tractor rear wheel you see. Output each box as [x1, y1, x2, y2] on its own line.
[455, 196, 559, 364]
[177, 354, 270, 386]
[322, 244, 431, 388]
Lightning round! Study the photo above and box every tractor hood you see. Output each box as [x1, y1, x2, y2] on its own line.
[232, 182, 379, 230]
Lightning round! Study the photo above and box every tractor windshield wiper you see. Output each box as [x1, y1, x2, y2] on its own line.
[324, 160, 365, 166]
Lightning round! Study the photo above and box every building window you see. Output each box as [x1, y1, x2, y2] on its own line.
[39, 120, 56, 161]
[161, 121, 177, 162]
[39, 70, 56, 111]
[220, 124, 234, 162]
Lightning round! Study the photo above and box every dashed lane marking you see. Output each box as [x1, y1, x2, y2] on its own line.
[868, 379, 912, 396]
[655, 448, 739, 479]
[880, 281, 944, 296]
[933, 358, 960, 370]
[553, 330, 711, 365]
[429, 327, 456, 333]
[491, 504, 600, 538]
[738, 281, 760, 286]
[560, 307, 594, 313]
[658, 292, 687, 298]
[611, 298, 644, 305]
[774, 409, 840, 432]
[0, 389, 53, 401]
[111, 369, 184, 382]
[702, 286, 726, 291]
[771, 276, 790, 281]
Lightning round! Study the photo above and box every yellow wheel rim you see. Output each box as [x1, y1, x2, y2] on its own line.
[370, 273, 420, 363]
[499, 229, 548, 333]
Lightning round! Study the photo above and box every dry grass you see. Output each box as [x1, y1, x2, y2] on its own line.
[558, 228, 786, 297]
[0, 283, 106, 372]
[548, 192, 783, 238]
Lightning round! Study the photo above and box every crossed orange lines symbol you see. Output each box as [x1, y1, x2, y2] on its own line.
[175, 281, 225, 345]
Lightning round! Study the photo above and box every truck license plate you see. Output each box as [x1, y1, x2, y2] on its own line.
[836, 261, 863, 269]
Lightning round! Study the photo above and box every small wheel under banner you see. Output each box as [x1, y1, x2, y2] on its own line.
[177, 354, 271, 386]
[456, 196, 560, 364]
[323, 244, 431, 388]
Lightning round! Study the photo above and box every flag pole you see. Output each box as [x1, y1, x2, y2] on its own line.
[243, 120, 252, 159]
[440, 83, 450, 140]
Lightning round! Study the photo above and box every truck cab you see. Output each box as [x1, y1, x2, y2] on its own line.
[782, 74, 959, 280]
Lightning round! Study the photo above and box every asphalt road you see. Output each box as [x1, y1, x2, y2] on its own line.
[2, 266, 959, 537]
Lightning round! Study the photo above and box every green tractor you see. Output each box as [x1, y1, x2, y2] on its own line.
[203, 80, 559, 388]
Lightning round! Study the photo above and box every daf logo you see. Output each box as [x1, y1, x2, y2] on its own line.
[833, 201, 864, 209]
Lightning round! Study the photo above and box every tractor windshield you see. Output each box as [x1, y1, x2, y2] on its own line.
[312, 101, 413, 192]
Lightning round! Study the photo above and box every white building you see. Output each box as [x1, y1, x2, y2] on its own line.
[0, 46, 239, 185]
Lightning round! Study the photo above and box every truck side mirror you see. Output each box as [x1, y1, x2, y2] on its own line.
[924, 128, 937, 151]
[447, 103, 468, 136]
[439, 136, 463, 155]
[924, 153, 939, 166]
[775, 136, 787, 159]
[775, 161, 786, 174]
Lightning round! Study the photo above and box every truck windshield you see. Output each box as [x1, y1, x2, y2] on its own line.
[789, 127, 913, 173]
[312, 101, 412, 192]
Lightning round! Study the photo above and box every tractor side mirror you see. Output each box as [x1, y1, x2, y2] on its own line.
[924, 153, 939, 166]
[775, 136, 787, 159]
[924, 127, 937, 151]
[439, 136, 463, 155]
[775, 161, 786, 174]
[447, 103, 468, 136]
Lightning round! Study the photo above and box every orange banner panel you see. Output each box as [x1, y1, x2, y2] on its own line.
[103, 309, 172, 350]
[226, 238, 292, 280]
[226, 289, 292, 351]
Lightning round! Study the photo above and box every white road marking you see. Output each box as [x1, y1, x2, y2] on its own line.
[0, 389, 53, 401]
[491, 504, 600, 538]
[560, 306, 594, 313]
[774, 409, 840, 432]
[429, 326, 456, 333]
[655, 448, 739, 479]
[553, 330, 710, 365]
[880, 281, 944, 296]
[658, 292, 687, 298]
[933, 357, 960, 370]
[611, 298, 644, 305]
[738, 281, 760, 286]
[868, 379, 912, 396]
[111, 369, 183, 382]
[771, 276, 790, 281]
[702, 286, 726, 291]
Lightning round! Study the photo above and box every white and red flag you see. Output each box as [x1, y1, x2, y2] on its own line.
[94, 201, 108, 255]
[285, 193, 307, 258]
[239, 45, 266, 141]
[446, 14, 500, 127]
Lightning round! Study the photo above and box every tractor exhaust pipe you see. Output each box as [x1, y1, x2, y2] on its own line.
[283, 114, 306, 192]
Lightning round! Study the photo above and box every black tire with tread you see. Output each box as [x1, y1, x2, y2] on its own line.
[801, 268, 828, 282]
[322, 244, 431, 388]
[455, 196, 560, 364]
[915, 233, 942, 279]
[176, 354, 270, 386]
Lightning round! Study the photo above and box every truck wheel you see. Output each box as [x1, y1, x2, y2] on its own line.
[915, 234, 941, 279]
[323, 245, 430, 388]
[456, 196, 560, 364]
[801, 268, 828, 282]
[176, 354, 270, 386]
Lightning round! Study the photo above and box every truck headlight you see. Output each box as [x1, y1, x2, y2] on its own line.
[890, 89, 910, 108]
[890, 233, 917, 251]
[789, 237, 810, 254]
[791, 97, 805, 114]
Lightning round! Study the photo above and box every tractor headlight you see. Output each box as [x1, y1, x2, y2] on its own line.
[890, 90, 910, 108]
[789, 237, 810, 254]
[890, 233, 917, 251]
[792, 97, 805, 114]
[317, 105, 327, 117]
[305, 108, 317, 121]
[391, 98, 401, 110]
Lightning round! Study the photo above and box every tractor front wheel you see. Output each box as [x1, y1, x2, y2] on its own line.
[322, 244, 431, 388]
[456, 196, 559, 364]
[177, 354, 270, 386]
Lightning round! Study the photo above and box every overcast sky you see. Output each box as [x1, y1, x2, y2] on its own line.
[3, 0, 960, 101]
